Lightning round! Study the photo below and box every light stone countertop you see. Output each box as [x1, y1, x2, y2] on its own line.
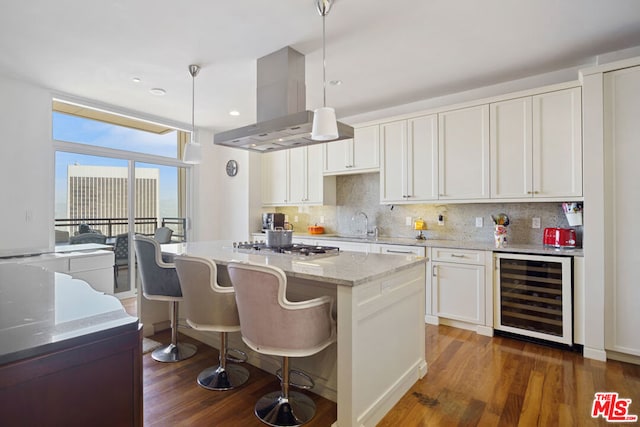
[0, 264, 137, 366]
[161, 240, 427, 287]
[279, 233, 585, 257]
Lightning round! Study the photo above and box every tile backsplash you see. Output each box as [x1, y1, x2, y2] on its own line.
[274, 173, 583, 246]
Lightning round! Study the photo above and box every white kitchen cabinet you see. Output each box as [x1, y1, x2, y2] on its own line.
[322, 239, 373, 253]
[262, 146, 335, 206]
[429, 248, 491, 334]
[262, 150, 289, 205]
[490, 97, 533, 198]
[438, 105, 490, 200]
[603, 65, 640, 358]
[491, 87, 582, 199]
[323, 125, 379, 175]
[376, 244, 425, 257]
[291, 236, 317, 246]
[380, 115, 438, 203]
[532, 87, 583, 198]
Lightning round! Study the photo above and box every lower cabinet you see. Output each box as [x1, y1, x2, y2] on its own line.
[427, 247, 493, 335]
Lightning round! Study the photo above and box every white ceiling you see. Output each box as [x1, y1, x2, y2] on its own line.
[1, 0, 640, 132]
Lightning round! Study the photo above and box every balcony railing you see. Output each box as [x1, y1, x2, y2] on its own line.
[55, 217, 187, 242]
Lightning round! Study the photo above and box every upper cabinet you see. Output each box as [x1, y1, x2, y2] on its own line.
[438, 105, 490, 200]
[532, 88, 583, 198]
[263, 145, 336, 207]
[262, 150, 289, 206]
[323, 125, 380, 175]
[380, 115, 438, 203]
[490, 87, 582, 199]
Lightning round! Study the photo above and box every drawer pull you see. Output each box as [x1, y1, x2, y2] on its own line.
[386, 250, 414, 254]
[450, 254, 466, 258]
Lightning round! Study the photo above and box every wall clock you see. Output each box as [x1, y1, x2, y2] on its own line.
[226, 159, 238, 177]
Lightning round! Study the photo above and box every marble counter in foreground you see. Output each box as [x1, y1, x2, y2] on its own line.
[161, 240, 427, 287]
[0, 263, 138, 365]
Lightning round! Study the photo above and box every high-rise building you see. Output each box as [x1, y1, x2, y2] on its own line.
[67, 165, 159, 235]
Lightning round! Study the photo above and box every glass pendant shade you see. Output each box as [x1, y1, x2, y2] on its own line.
[311, 107, 338, 141]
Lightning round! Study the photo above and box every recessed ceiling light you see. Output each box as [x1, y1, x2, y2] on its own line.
[229, 110, 240, 116]
[329, 80, 342, 86]
[132, 77, 142, 83]
[149, 88, 166, 96]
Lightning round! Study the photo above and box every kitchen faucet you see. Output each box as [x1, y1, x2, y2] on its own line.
[352, 211, 368, 236]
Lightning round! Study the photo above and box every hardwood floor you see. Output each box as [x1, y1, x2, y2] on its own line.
[142, 330, 337, 426]
[125, 296, 640, 426]
[379, 326, 640, 427]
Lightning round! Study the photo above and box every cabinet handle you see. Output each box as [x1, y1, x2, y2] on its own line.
[432, 265, 437, 276]
[534, 191, 540, 194]
[450, 254, 465, 258]
[439, 193, 445, 197]
[527, 191, 533, 194]
[386, 249, 414, 254]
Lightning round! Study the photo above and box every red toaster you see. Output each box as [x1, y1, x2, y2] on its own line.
[543, 227, 577, 248]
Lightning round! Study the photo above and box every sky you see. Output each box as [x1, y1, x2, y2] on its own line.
[53, 112, 181, 219]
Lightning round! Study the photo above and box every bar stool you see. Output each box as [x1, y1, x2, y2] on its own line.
[133, 235, 197, 362]
[227, 262, 336, 427]
[174, 255, 250, 390]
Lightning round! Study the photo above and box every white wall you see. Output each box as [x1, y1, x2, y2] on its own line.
[0, 74, 53, 256]
[194, 130, 258, 241]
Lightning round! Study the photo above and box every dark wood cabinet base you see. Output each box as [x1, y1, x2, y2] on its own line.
[0, 325, 142, 427]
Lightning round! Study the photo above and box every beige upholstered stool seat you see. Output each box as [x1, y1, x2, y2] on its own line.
[133, 235, 197, 363]
[228, 262, 336, 427]
[174, 255, 249, 390]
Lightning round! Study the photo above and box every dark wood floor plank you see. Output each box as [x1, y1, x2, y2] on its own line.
[122, 291, 640, 427]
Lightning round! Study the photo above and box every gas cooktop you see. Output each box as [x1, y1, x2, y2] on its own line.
[233, 242, 340, 258]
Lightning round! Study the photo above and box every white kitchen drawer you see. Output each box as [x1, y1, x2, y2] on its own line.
[377, 244, 426, 257]
[292, 237, 317, 246]
[431, 247, 485, 265]
[69, 251, 115, 272]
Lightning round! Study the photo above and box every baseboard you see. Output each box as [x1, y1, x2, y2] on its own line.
[357, 359, 424, 427]
[143, 319, 170, 338]
[476, 325, 494, 337]
[606, 349, 640, 365]
[424, 314, 439, 325]
[583, 346, 607, 362]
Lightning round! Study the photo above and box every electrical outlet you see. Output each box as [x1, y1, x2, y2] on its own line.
[532, 217, 541, 229]
[475, 217, 483, 227]
[319, 216, 325, 224]
[294, 215, 299, 222]
[438, 214, 444, 226]
[406, 216, 412, 226]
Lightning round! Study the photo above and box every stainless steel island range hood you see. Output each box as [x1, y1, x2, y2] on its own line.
[214, 47, 353, 152]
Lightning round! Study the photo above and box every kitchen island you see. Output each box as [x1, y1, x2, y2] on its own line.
[162, 240, 428, 427]
[0, 263, 141, 426]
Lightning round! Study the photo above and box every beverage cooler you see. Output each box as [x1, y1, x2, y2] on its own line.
[494, 253, 573, 346]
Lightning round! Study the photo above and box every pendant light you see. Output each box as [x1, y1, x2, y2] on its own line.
[183, 64, 202, 164]
[311, 0, 339, 141]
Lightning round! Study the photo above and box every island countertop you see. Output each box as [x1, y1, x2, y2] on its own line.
[161, 240, 427, 287]
[0, 263, 138, 366]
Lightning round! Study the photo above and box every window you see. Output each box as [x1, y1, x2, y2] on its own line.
[53, 101, 181, 158]
[53, 99, 192, 297]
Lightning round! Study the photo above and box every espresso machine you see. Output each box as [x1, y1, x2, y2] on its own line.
[262, 213, 285, 231]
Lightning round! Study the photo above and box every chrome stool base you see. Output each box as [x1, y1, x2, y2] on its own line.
[151, 342, 197, 363]
[255, 391, 316, 427]
[198, 364, 250, 390]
